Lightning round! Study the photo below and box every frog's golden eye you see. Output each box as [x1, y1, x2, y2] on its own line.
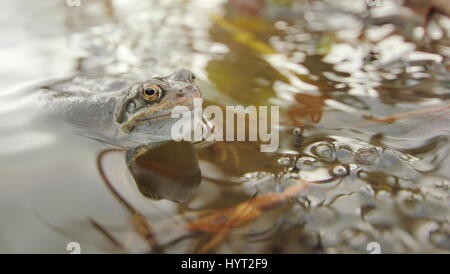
[142, 84, 162, 102]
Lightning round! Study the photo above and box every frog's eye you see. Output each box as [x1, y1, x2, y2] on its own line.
[142, 84, 162, 102]
[190, 73, 196, 83]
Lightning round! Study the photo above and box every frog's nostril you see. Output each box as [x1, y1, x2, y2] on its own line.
[177, 90, 184, 97]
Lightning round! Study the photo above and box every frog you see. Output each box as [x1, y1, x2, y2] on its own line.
[37, 68, 204, 148]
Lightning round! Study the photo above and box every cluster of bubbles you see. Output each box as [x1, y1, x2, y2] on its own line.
[245, 127, 450, 253]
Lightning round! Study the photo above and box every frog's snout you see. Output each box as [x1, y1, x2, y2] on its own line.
[168, 68, 196, 84]
[175, 84, 202, 99]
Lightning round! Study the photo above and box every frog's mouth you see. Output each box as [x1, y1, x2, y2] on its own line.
[135, 106, 195, 122]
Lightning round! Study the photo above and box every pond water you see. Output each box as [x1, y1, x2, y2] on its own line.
[0, 0, 449, 253]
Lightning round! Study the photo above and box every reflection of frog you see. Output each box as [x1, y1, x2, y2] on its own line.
[37, 69, 201, 147]
[127, 141, 201, 203]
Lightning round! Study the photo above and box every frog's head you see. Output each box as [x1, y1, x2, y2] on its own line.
[115, 68, 202, 142]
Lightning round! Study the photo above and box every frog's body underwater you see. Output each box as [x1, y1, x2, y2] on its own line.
[36, 69, 204, 148]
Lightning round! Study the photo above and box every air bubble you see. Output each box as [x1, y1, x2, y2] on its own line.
[295, 156, 317, 170]
[329, 164, 349, 177]
[293, 128, 302, 136]
[355, 147, 380, 165]
[278, 157, 291, 167]
[311, 142, 336, 162]
[357, 171, 369, 179]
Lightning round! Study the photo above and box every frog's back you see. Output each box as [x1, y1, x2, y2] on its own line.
[36, 75, 133, 144]
[45, 75, 132, 95]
